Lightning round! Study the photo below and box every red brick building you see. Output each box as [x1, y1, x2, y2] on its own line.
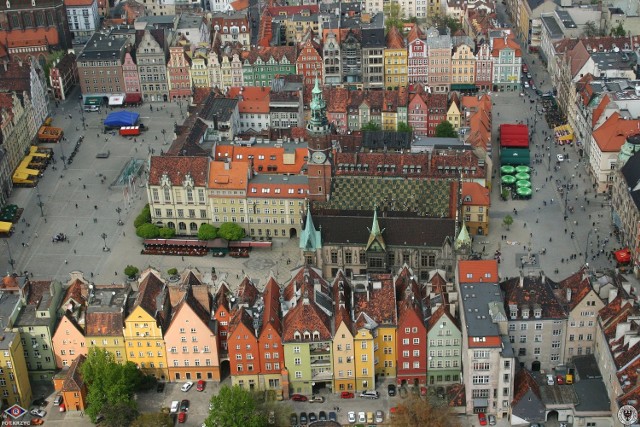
[228, 307, 260, 389]
[167, 44, 192, 100]
[213, 283, 232, 354]
[49, 53, 78, 100]
[296, 37, 323, 87]
[257, 277, 284, 390]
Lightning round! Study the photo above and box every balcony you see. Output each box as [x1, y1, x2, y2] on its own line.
[312, 369, 333, 381]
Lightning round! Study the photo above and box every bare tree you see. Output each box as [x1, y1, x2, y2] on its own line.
[390, 395, 461, 427]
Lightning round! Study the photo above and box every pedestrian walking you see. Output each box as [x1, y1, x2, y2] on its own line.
[34, 232, 38, 238]
[64, 259, 68, 264]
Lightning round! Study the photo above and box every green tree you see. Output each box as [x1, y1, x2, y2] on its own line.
[101, 402, 139, 427]
[435, 120, 457, 138]
[503, 214, 514, 230]
[583, 20, 599, 37]
[134, 204, 151, 227]
[136, 223, 159, 239]
[611, 23, 626, 37]
[43, 50, 66, 81]
[397, 122, 413, 133]
[390, 396, 459, 427]
[124, 265, 139, 278]
[158, 227, 176, 238]
[385, 1, 404, 32]
[80, 348, 144, 423]
[501, 188, 511, 201]
[361, 121, 382, 131]
[197, 223, 218, 240]
[167, 268, 178, 276]
[131, 412, 174, 427]
[218, 223, 246, 241]
[204, 386, 267, 427]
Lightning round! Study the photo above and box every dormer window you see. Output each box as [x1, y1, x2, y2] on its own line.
[293, 331, 301, 341]
[534, 309, 542, 318]
[522, 309, 530, 319]
[312, 331, 320, 340]
[303, 331, 311, 340]
[509, 305, 517, 319]
[464, 196, 472, 202]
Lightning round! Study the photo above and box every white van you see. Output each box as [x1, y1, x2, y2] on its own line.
[84, 105, 100, 112]
[170, 400, 180, 413]
[359, 390, 379, 399]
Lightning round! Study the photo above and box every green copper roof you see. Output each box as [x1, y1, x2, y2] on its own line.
[366, 209, 386, 251]
[454, 220, 472, 250]
[299, 206, 322, 251]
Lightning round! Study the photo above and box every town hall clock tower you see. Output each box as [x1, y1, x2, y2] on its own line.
[306, 77, 332, 201]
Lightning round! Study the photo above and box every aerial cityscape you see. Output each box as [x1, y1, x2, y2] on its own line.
[0, 0, 638, 425]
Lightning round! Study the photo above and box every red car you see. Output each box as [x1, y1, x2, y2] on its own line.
[556, 375, 565, 385]
[197, 380, 205, 391]
[340, 391, 355, 399]
[478, 412, 487, 426]
[291, 394, 308, 402]
[390, 406, 399, 414]
[178, 412, 186, 423]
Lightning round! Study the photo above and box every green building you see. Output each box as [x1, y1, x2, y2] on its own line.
[427, 303, 462, 386]
[242, 46, 297, 87]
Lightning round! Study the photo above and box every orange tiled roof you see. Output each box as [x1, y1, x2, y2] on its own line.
[4, 28, 59, 48]
[248, 180, 308, 199]
[64, 0, 94, 6]
[230, 0, 249, 10]
[406, 25, 424, 43]
[458, 260, 498, 283]
[228, 86, 271, 114]
[592, 94, 610, 128]
[261, 277, 282, 336]
[353, 273, 397, 326]
[461, 182, 490, 206]
[214, 145, 308, 175]
[554, 268, 592, 311]
[593, 112, 640, 152]
[149, 156, 209, 186]
[385, 26, 405, 49]
[491, 36, 521, 57]
[208, 160, 249, 190]
[85, 311, 124, 336]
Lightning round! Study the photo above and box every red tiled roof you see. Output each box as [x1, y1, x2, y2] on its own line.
[5, 27, 59, 48]
[134, 272, 165, 317]
[261, 277, 282, 336]
[65, 0, 94, 5]
[248, 181, 308, 199]
[554, 268, 592, 311]
[61, 279, 88, 310]
[228, 86, 271, 114]
[591, 94, 610, 128]
[461, 182, 490, 206]
[85, 311, 124, 336]
[491, 36, 522, 57]
[242, 46, 297, 65]
[229, 306, 256, 336]
[501, 276, 566, 319]
[593, 112, 640, 152]
[353, 273, 397, 326]
[215, 283, 231, 312]
[215, 145, 308, 175]
[512, 369, 541, 406]
[406, 25, 424, 43]
[62, 354, 87, 392]
[334, 152, 430, 178]
[149, 156, 209, 186]
[386, 26, 405, 49]
[447, 383, 466, 408]
[283, 299, 332, 342]
[458, 260, 498, 283]
[237, 277, 259, 307]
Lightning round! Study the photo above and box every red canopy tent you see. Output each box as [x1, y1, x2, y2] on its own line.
[614, 248, 632, 263]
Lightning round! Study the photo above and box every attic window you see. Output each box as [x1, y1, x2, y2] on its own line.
[464, 196, 472, 202]
[312, 331, 320, 340]
[466, 273, 472, 278]
[510, 309, 517, 319]
[484, 273, 491, 278]
[534, 309, 542, 318]
[303, 331, 311, 340]
[522, 309, 530, 319]
[294, 331, 301, 340]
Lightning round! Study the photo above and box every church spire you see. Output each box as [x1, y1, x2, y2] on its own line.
[454, 219, 472, 251]
[307, 76, 329, 136]
[299, 203, 322, 251]
[366, 208, 386, 251]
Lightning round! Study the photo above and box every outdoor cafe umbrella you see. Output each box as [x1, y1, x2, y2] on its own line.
[516, 187, 533, 198]
[515, 172, 530, 181]
[501, 175, 517, 185]
[516, 180, 531, 188]
[515, 165, 530, 174]
[501, 165, 516, 175]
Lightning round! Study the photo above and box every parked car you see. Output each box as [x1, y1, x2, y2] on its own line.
[348, 411, 356, 423]
[358, 412, 367, 423]
[388, 384, 397, 396]
[375, 410, 384, 423]
[53, 395, 63, 406]
[359, 390, 380, 399]
[299, 412, 308, 424]
[310, 395, 325, 403]
[319, 411, 327, 421]
[30, 409, 46, 418]
[180, 399, 190, 412]
[308, 412, 317, 422]
[546, 374, 555, 385]
[268, 411, 275, 425]
[556, 154, 564, 162]
[489, 414, 497, 425]
[329, 411, 337, 422]
[196, 380, 205, 392]
[478, 412, 487, 426]
[170, 401, 180, 413]
[556, 375, 565, 385]
[178, 412, 186, 423]
[340, 391, 355, 399]
[390, 406, 399, 414]
[180, 381, 193, 392]
[291, 394, 308, 402]
[290, 413, 297, 426]
[367, 412, 374, 423]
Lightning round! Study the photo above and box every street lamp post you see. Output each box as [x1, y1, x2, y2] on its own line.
[60, 142, 67, 170]
[3, 240, 15, 273]
[161, 129, 167, 145]
[100, 233, 109, 252]
[585, 228, 598, 265]
[116, 207, 123, 226]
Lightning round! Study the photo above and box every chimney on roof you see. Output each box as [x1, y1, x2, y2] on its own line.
[302, 289, 309, 305]
[540, 270, 546, 284]
[518, 270, 524, 288]
[566, 288, 572, 303]
[224, 161, 230, 170]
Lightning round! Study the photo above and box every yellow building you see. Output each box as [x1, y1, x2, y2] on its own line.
[283, 11, 319, 45]
[0, 331, 32, 409]
[190, 51, 210, 88]
[446, 93, 463, 131]
[353, 325, 376, 391]
[332, 307, 356, 392]
[374, 325, 397, 378]
[123, 270, 170, 380]
[461, 182, 491, 236]
[84, 284, 130, 365]
[384, 27, 407, 89]
[450, 43, 476, 90]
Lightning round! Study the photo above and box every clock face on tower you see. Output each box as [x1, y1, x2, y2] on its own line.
[311, 151, 327, 164]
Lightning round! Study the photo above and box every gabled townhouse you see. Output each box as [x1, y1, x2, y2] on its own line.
[408, 89, 448, 136]
[611, 142, 640, 267]
[447, 92, 463, 130]
[552, 268, 604, 361]
[213, 283, 232, 356]
[147, 156, 210, 237]
[361, 28, 385, 89]
[460, 94, 492, 153]
[424, 270, 462, 387]
[323, 30, 342, 86]
[501, 272, 567, 371]
[85, 284, 129, 365]
[511, 369, 545, 424]
[229, 307, 259, 389]
[451, 41, 476, 91]
[242, 47, 297, 87]
[123, 270, 170, 379]
[282, 267, 333, 395]
[381, 89, 408, 130]
[475, 42, 493, 91]
[136, 29, 171, 102]
[352, 273, 398, 380]
[77, 31, 127, 97]
[257, 277, 285, 391]
[210, 12, 251, 49]
[490, 31, 522, 92]
[341, 29, 363, 87]
[461, 182, 491, 236]
[426, 27, 452, 93]
[122, 50, 142, 104]
[166, 288, 219, 382]
[297, 37, 323, 87]
[52, 312, 86, 369]
[384, 26, 407, 90]
[54, 354, 87, 411]
[458, 260, 515, 419]
[167, 44, 192, 100]
[190, 50, 210, 88]
[407, 25, 428, 85]
[331, 271, 356, 392]
[395, 267, 427, 387]
[227, 86, 271, 133]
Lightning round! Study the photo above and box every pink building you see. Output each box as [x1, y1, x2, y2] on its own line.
[257, 278, 284, 390]
[408, 91, 429, 136]
[407, 26, 427, 85]
[475, 42, 492, 91]
[52, 313, 87, 369]
[165, 289, 220, 382]
[167, 45, 192, 100]
[122, 51, 141, 100]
